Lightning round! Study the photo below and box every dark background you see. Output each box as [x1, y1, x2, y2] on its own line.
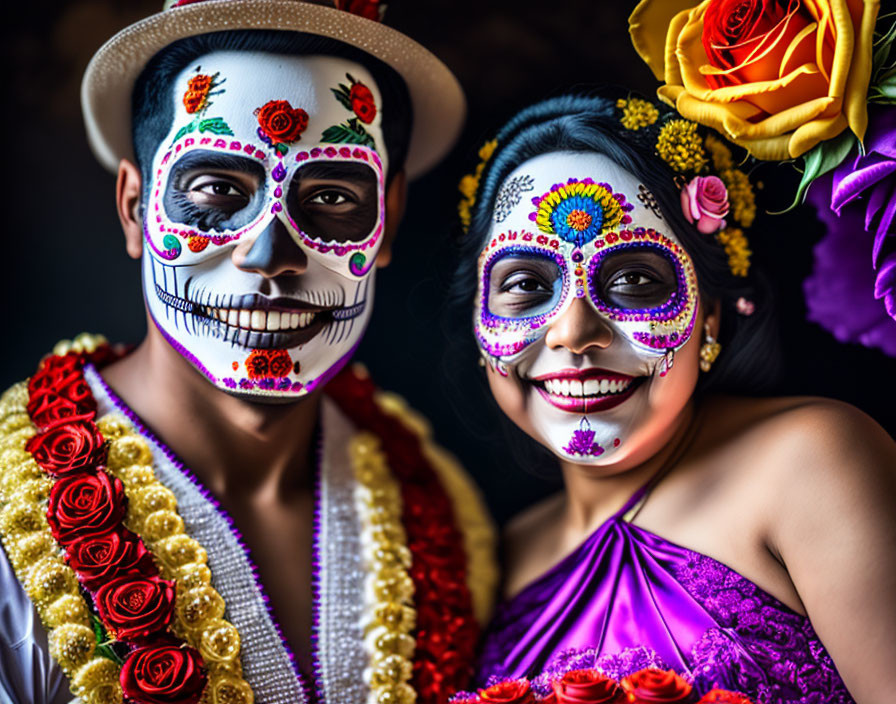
[2, 0, 894, 525]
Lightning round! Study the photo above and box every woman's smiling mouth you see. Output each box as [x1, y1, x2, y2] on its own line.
[528, 368, 645, 413]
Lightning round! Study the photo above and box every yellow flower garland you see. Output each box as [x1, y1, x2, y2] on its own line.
[0, 382, 118, 704]
[351, 431, 418, 704]
[0, 337, 254, 704]
[96, 413, 254, 704]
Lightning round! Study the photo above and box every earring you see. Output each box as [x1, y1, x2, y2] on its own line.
[478, 357, 486, 368]
[699, 323, 721, 372]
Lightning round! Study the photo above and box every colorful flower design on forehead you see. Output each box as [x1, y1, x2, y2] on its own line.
[530, 178, 634, 248]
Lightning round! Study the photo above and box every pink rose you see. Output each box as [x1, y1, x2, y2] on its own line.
[680, 176, 729, 234]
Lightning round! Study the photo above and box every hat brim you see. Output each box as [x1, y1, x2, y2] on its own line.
[81, 0, 465, 179]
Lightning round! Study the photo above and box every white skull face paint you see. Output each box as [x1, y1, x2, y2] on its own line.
[474, 152, 700, 464]
[143, 51, 389, 398]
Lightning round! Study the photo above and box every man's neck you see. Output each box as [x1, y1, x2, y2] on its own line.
[100, 325, 322, 501]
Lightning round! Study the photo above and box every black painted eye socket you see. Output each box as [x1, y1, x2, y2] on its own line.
[592, 246, 680, 309]
[287, 162, 379, 243]
[164, 150, 266, 233]
[487, 252, 563, 318]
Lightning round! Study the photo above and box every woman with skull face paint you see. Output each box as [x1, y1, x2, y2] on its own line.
[454, 94, 896, 704]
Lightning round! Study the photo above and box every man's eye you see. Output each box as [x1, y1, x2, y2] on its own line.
[194, 181, 244, 197]
[307, 190, 351, 206]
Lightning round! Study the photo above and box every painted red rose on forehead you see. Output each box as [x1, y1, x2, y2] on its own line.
[255, 99, 309, 153]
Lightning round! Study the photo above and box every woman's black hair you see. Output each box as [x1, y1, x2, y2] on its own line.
[453, 91, 782, 396]
[131, 29, 412, 193]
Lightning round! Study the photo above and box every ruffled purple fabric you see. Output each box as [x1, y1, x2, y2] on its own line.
[803, 107, 896, 356]
[476, 484, 855, 704]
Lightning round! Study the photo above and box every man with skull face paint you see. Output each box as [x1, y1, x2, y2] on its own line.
[0, 2, 494, 703]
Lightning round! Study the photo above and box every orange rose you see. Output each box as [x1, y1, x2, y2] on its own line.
[629, 0, 879, 159]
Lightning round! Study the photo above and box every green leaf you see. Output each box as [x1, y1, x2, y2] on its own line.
[274, 143, 290, 157]
[96, 643, 124, 665]
[198, 117, 234, 135]
[172, 122, 195, 143]
[320, 122, 375, 148]
[781, 129, 858, 212]
[330, 86, 352, 111]
[90, 612, 107, 645]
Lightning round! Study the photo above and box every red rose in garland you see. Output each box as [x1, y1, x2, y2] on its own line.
[620, 668, 692, 703]
[26, 419, 106, 477]
[95, 574, 176, 641]
[349, 80, 377, 123]
[479, 679, 536, 704]
[27, 354, 82, 396]
[255, 99, 309, 145]
[46, 471, 126, 545]
[27, 393, 91, 429]
[65, 526, 157, 590]
[553, 669, 627, 704]
[698, 690, 754, 704]
[120, 642, 207, 704]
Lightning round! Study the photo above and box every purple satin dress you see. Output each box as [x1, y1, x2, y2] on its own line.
[477, 482, 855, 703]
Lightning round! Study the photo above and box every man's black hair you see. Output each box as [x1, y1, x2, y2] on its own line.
[132, 29, 412, 193]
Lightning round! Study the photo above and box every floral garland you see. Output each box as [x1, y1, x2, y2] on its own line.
[327, 365, 483, 704]
[453, 665, 753, 704]
[0, 335, 252, 704]
[351, 431, 417, 704]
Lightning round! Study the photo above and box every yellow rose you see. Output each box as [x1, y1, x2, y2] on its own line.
[629, 0, 879, 159]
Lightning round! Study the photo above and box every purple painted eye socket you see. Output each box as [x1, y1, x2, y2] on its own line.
[481, 246, 569, 322]
[587, 241, 690, 321]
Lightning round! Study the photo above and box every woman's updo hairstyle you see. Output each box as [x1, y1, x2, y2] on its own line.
[454, 90, 781, 394]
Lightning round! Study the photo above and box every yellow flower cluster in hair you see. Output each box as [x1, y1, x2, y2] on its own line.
[656, 119, 708, 174]
[97, 414, 255, 704]
[0, 383, 119, 703]
[351, 432, 417, 704]
[375, 393, 497, 626]
[616, 97, 659, 131]
[716, 228, 751, 277]
[458, 139, 498, 231]
[703, 135, 756, 229]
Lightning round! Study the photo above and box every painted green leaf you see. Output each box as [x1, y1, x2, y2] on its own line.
[172, 122, 196, 143]
[320, 122, 375, 148]
[275, 143, 290, 157]
[782, 128, 858, 212]
[198, 117, 234, 135]
[331, 85, 353, 111]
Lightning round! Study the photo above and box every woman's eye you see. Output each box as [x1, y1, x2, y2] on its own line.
[609, 272, 654, 288]
[503, 273, 551, 294]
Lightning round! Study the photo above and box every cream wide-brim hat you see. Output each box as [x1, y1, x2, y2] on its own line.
[81, 0, 465, 179]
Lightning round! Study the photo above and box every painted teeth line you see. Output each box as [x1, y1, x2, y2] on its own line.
[542, 378, 632, 397]
[155, 285, 195, 314]
[332, 301, 366, 321]
[202, 307, 318, 331]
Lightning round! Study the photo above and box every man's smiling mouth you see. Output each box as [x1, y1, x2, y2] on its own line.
[154, 285, 366, 349]
[527, 368, 645, 413]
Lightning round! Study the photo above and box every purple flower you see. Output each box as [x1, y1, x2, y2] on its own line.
[563, 422, 604, 457]
[829, 106, 896, 260]
[804, 175, 896, 356]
